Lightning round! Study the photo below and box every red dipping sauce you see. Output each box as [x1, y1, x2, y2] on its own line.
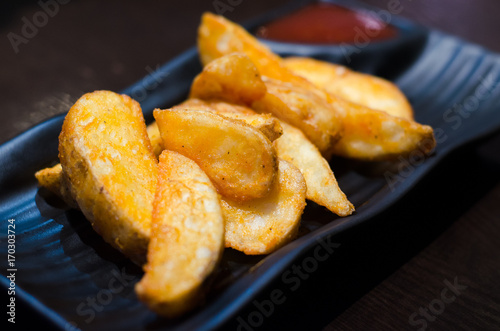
[256, 2, 398, 44]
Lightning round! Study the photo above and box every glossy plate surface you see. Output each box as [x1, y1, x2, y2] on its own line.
[1, 1, 500, 330]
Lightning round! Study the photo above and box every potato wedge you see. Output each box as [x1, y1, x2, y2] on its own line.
[327, 97, 435, 160]
[35, 163, 77, 208]
[154, 108, 277, 201]
[274, 122, 354, 216]
[222, 159, 306, 255]
[135, 150, 224, 317]
[284, 57, 414, 120]
[59, 90, 157, 265]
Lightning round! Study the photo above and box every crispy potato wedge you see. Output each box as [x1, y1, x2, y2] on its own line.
[190, 52, 266, 105]
[135, 150, 224, 317]
[154, 108, 277, 201]
[191, 51, 341, 156]
[59, 90, 157, 265]
[35, 163, 77, 208]
[222, 159, 306, 255]
[284, 57, 414, 120]
[275, 122, 354, 216]
[327, 97, 435, 160]
[36, 121, 163, 203]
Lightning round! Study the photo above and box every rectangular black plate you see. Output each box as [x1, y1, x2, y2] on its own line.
[1, 1, 500, 330]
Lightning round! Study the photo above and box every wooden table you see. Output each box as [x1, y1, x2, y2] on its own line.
[2, 0, 499, 330]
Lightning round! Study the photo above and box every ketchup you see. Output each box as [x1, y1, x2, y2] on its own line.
[255, 2, 397, 44]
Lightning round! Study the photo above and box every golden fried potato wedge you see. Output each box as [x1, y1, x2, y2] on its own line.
[275, 122, 354, 216]
[59, 90, 157, 265]
[284, 57, 414, 120]
[154, 108, 277, 201]
[35, 164, 77, 208]
[191, 51, 341, 156]
[327, 97, 435, 160]
[190, 53, 266, 105]
[135, 150, 224, 317]
[222, 159, 306, 255]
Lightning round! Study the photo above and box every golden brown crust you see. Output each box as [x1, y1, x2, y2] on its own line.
[328, 97, 435, 161]
[58, 90, 157, 265]
[135, 150, 224, 317]
[274, 122, 354, 216]
[35, 163, 78, 208]
[154, 108, 277, 202]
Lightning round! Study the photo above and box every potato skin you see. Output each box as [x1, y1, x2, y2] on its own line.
[59, 90, 157, 265]
[135, 150, 224, 317]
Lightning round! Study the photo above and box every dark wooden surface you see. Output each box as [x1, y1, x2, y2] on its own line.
[2, 1, 500, 330]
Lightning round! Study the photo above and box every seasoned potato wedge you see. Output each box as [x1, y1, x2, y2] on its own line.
[35, 163, 77, 208]
[222, 159, 306, 255]
[327, 97, 435, 160]
[284, 57, 414, 120]
[59, 90, 157, 265]
[135, 150, 224, 317]
[154, 108, 277, 201]
[275, 122, 354, 216]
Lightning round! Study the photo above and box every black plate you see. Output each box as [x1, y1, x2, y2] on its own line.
[2, 1, 500, 330]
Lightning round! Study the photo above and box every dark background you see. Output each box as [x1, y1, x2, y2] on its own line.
[2, 1, 500, 330]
